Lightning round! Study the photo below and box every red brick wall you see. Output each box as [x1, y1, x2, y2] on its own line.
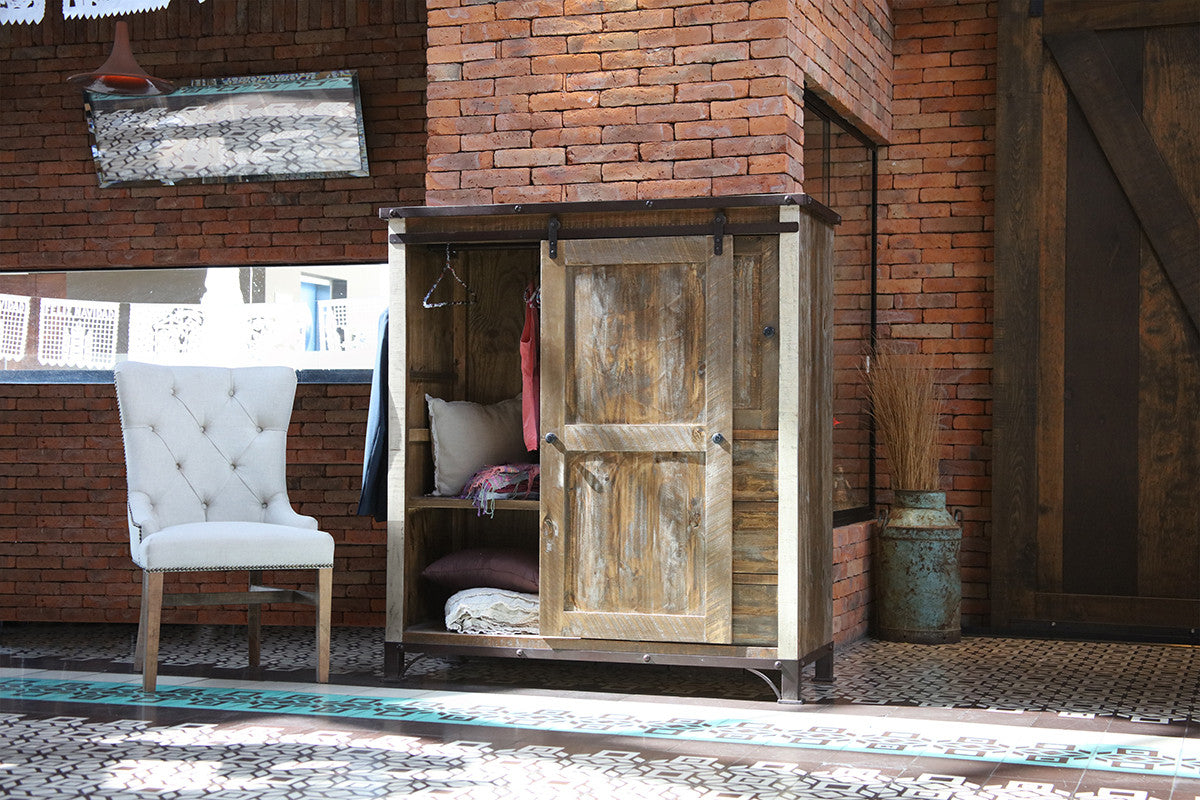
[422, 0, 893, 204]
[833, 521, 872, 643]
[1, 0, 1000, 634]
[794, 0, 893, 142]
[0, 0, 423, 626]
[877, 0, 996, 626]
[0, 381, 383, 626]
[0, 1, 427, 270]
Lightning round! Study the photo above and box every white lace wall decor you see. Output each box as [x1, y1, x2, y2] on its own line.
[127, 303, 206, 364]
[0, 293, 32, 362]
[0, 0, 46, 24]
[318, 299, 383, 353]
[63, 0, 170, 18]
[37, 298, 120, 369]
[1, 0, 206, 24]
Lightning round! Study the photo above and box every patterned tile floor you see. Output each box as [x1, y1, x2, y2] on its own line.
[0, 623, 1197, 799]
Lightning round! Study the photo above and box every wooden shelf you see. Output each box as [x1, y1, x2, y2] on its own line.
[407, 496, 540, 512]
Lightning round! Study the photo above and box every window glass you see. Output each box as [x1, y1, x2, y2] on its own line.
[803, 94, 877, 522]
[0, 263, 386, 372]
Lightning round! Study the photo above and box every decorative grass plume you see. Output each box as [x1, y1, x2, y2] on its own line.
[867, 345, 944, 492]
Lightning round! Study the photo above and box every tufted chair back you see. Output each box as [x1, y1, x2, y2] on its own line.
[114, 361, 303, 556]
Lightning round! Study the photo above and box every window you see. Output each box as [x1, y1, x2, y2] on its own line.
[0, 263, 387, 374]
[804, 91, 878, 526]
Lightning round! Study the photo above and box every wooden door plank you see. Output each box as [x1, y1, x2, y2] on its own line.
[1046, 28, 1200, 336]
[1137, 25, 1200, 604]
[1059, 28, 1142, 598]
[539, 240, 567, 638]
[540, 236, 733, 645]
[386, 221, 410, 644]
[776, 206, 833, 661]
[704, 237, 735, 643]
[993, 0, 1047, 627]
[561, 424, 707, 452]
[1035, 57, 1068, 595]
[1035, 591, 1200, 628]
[1043, 0, 1200, 35]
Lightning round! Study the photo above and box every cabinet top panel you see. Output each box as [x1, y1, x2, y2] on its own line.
[378, 193, 839, 227]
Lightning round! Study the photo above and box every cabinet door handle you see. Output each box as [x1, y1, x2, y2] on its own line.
[544, 431, 558, 445]
[711, 432, 726, 445]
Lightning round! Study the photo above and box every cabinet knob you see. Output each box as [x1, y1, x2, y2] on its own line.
[711, 432, 726, 445]
[544, 431, 558, 444]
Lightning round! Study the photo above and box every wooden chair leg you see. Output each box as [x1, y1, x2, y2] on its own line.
[247, 570, 262, 669]
[315, 567, 332, 682]
[134, 572, 148, 672]
[141, 571, 164, 692]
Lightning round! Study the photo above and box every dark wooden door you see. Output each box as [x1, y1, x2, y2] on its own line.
[539, 236, 734, 644]
[996, 2, 1200, 636]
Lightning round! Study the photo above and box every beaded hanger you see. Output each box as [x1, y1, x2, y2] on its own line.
[422, 244, 477, 308]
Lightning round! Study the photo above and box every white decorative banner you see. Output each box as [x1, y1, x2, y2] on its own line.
[0, 0, 205, 24]
[37, 298, 120, 369]
[0, 293, 32, 362]
[0, 0, 46, 24]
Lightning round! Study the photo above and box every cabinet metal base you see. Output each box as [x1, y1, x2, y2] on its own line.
[383, 640, 833, 703]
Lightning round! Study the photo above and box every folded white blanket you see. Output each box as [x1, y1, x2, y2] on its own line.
[445, 587, 539, 635]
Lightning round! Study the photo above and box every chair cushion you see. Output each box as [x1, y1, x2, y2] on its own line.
[136, 521, 335, 572]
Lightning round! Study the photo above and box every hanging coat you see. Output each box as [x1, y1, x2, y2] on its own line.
[357, 309, 388, 521]
[520, 284, 540, 452]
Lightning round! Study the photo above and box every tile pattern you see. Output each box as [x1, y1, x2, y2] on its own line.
[0, 676, 1196, 781]
[2, 623, 1197, 722]
[1, 624, 1197, 799]
[0, 709, 1183, 800]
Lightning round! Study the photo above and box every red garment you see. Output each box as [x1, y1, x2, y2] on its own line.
[520, 283, 540, 451]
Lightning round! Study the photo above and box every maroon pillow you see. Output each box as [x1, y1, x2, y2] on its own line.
[421, 548, 539, 593]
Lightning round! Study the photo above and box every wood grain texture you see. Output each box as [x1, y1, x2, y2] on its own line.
[1136, 25, 1200, 605]
[540, 236, 733, 644]
[732, 236, 781, 431]
[775, 205, 834, 659]
[1043, 0, 1200, 35]
[1059, 28, 1142, 597]
[1046, 28, 1200, 335]
[992, 0, 1046, 627]
[1035, 592, 1200, 628]
[463, 248, 534, 405]
[385, 220, 410, 644]
[316, 567, 332, 683]
[1035, 58, 1068, 595]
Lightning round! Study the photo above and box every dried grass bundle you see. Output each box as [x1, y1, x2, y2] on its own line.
[867, 346, 944, 492]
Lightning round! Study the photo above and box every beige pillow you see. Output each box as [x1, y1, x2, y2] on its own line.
[426, 394, 527, 496]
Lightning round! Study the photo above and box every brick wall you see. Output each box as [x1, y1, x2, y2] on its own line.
[876, 0, 996, 626]
[1, 0, 1000, 633]
[833, 521, 872, 643]
[794, 0, 893, 142]
[0, 1, 427, 270]
[423, 0, 893, 204]
[0, 381, 383, 626]
[0, 0, 424, 626]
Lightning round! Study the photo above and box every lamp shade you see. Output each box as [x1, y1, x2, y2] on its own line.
[67, 21, 174, 96]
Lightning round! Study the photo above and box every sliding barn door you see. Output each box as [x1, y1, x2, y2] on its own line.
[539, 236, 734, 644]
[996, 2, 1200, 635]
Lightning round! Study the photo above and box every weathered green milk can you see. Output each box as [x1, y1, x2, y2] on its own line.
[876, 490, 962, 643]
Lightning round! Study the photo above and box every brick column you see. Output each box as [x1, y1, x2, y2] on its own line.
[424, 0, 807, 204]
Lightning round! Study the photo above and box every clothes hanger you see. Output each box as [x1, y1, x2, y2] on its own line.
[523, 282, 540, 309]
[422, 244, 477, 308]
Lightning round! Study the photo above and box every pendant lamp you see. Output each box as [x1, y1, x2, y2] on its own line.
[67, 20, 174, 96]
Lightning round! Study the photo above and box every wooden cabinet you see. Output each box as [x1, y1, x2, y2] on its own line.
[380, 196, 836, 701]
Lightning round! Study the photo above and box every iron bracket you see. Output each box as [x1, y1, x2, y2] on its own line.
[711, 211, 727, 255]
[547, 216, 561, 259]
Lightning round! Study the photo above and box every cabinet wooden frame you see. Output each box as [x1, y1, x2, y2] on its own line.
[382, 196, 835, 701]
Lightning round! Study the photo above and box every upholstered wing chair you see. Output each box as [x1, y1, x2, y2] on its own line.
[114, 361, 335, 691]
